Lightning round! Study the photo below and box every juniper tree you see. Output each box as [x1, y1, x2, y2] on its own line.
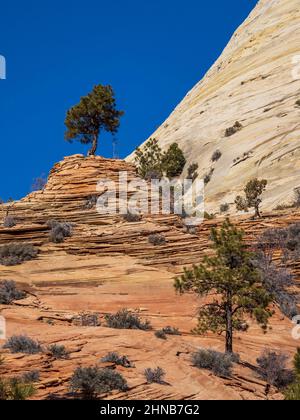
[175, 219, 273, 354]
[65, 85, 124, 156]
[235, 178, 267, 218]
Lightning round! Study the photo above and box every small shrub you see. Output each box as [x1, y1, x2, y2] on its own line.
[0, 280, 26, 304]
[123, 212, 142, 223]
[3, 335, 42, 355]
[3, 216, 16, 228]
[0, 243, 38, 266]
[187, 163, 199, 182]
[294, 188, 300, 208]
[155, 330, 167, 340]
[204, 168, 215, 185]
[256, 350, 294, 388]
[105, 309, 152, 331]
[296, 100, 300, 107]
[101, 352, 133, 368]
[83, 195, 98, 210]
[192, 349, 237, 378]
[31, 176, 47, 192]
[211, 150, 222, 162]
[70, 366, 128, 400]
[285, 381, 300, 400]
[220, 203, 230, 213]
[21, 370, 40, 383]
[0, 377, 36, 400]
[135, 138, 164, 180]
[162, 326, 181, 336]
[148, 234, 166, 246]
[144, 367, 166, 384]
[204, 212, 215, 220]
[162, 143, 186, 178]
[225, 121, 243, 137]
[48, 220, 73, 244]
[48, 344, 70, 360]
[73, 312, 101, 327]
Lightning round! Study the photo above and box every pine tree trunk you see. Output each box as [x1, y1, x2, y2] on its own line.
[225, 295, 233, 354]
[88, 133, 98, 156]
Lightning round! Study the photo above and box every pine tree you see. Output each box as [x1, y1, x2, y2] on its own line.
[235, 178, 267, 218]
[175, 219, 273, 353]
[162, 143, 186, 178]
[65, 85, 124, 156]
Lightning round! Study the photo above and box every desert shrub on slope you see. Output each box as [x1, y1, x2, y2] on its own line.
[211, 150, 222, 162]
[235, 178, 267, 218]
[3, 335, 42, 354]
[192, 349, 238, 378]
[0, 243, 38, 266]
[257, 349, 294, 388]
[101, 352, 133, 368]
[148, 234, 166, 246]
[175, 219, 273, 354]
[48, 344, 70, 360]
[21, 370, 40, 384]
[144, 367, 166, 384]
[3, 216, 16, 228]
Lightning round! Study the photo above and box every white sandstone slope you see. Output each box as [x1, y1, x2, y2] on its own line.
[129, 0, 300, 214]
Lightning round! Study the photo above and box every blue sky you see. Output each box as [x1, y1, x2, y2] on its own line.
[0, 0, 257, 200]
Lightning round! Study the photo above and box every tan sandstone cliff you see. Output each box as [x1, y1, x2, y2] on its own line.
[129, 0, 300, 214]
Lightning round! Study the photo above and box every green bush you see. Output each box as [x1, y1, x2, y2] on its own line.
[70, 366, 128, 400]
[204, 168, 215, 185]
[105, 309, 152, 331]
[21, 370, 40, 383]
[148, 234, 166, 246]
[0, 243, 38, 266]
[162, 143, 186, 178]
[162, 326, 181, 336]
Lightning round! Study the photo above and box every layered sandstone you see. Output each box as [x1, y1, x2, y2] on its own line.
[0, 154, 299, 400]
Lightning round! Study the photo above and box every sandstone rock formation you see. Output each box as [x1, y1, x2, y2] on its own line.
[129, 0, 300, 214]
[0, 154, 299, 400]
